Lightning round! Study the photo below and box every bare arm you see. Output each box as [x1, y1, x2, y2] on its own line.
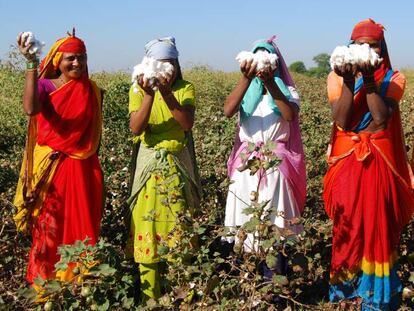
[129, 75, 157, 135]
[330, 64, 357, 128]
[257, 67, 295, 121]
[158, 76, 194, 131]
[17, 33, 42, 116]
[129, 93, 155, 135]
[360, 60, 391, 130]
[224, 59, 256, 118]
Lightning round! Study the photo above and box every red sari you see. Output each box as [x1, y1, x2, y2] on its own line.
[13, 37, 103, 283]
[323, 64, 414, 308]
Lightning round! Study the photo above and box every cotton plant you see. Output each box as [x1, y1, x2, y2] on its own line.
[131, 56, 174, 93]
[236, 50, 278, 72]
[21, 31, 45, 56]
[330, 43, 382, 70]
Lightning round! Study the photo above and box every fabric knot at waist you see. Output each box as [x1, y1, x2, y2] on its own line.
[328, 130, 388, 164]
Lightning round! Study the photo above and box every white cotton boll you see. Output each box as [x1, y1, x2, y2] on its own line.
[330, 45, 354, 69]
[235, 51, 254, 63]
[236, 50, 278, 72]
[131, 57, 174, 92]
[349, 44, 382, 66]
[330, 44, 382, 70]
[21, 31, 45, 56]
[368, 47, 382, 66]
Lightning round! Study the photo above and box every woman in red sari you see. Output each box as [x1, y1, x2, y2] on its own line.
[324, 19, 414, 310]
[13, 32, 104, 283]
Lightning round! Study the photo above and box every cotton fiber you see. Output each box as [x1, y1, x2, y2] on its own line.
[21, 32, 45, 56]
[330, 44, 382, 70]
[236, 50, 278, 72]
[131, 57, 174, 92]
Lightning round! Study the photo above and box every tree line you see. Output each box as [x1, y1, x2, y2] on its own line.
[289, 53, 330, 78]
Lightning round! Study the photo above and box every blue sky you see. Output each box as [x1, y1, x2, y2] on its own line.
[1, 0, 413, 72]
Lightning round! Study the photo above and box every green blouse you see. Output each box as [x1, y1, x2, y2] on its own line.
[129, 79, 195, 151]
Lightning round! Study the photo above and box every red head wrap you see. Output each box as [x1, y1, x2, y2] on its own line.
[57, 36, 86, 53]
[351, 19, 385, 41]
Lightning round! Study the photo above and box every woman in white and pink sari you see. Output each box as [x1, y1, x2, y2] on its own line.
[223, 36, 306, 272]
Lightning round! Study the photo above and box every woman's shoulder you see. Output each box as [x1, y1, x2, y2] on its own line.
[38, 78, 56, 93]
[390, 71, 406, 85]
[174, 79, 194, 89]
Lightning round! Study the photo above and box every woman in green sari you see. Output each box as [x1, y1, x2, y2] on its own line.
[126, 37, 200, 301]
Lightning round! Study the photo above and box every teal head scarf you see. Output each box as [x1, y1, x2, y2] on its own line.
[240, 41, 292, 123]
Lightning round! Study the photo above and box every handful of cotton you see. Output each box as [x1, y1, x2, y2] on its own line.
[236, 50, 278, 72]
[330, 44, 382, 70]
[21, 32, 45, 56]
[131, 57, 174, 93]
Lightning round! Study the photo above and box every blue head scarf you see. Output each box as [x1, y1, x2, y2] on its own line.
[144, 36, 179, 60]
[240, 41, 292, 123]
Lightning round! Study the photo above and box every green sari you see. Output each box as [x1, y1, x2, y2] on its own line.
[126, 79, 200, 264]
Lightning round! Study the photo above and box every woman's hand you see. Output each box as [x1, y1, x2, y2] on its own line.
[157, 75, 173, 96]
[256, 65, 276, 86]
[240, 59, 257, 80]
[334, 63, 357, 81]
[137, 75, 155, 97]
[359, 59, 382, 77]
[16, 33, 37, 62]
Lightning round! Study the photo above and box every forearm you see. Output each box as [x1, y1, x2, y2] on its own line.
[22, 70, 41, 115]
[129, 94, 154, 135]
[162, 92, 194, 131]
[364, 76, 390, 127]
[331, 79, 355, 128]
[223, 76, 251, 117]
[264, 80, 295, 121]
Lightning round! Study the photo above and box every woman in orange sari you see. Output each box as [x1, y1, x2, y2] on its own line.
[324, 19, 414, 310]
[13, 32, 104, 284]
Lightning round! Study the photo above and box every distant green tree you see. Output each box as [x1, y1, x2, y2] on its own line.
[289, 61, 307, 74]
[304, 53, 331, 78]
[312, 53, 330, 74]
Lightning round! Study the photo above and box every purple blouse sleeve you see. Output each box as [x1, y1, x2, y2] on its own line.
[37, 79, 56, 104]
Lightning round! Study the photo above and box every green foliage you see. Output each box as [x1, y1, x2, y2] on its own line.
[289, 61, 307, 74]
[312, 53, 330, 73]
[302, 53, 331, 78]
[19, 239, 137, 311]
[0, 62, 414, 310]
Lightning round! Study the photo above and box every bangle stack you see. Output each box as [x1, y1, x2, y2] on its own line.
[364, 82, 377, 93]
[26, 60, 39, 71]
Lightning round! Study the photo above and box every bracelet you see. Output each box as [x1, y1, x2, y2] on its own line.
[26, 60, 39, 70]
[364, 82, 377, 88]
[363, 74, 375, 80]
[365, 83, 377, 93]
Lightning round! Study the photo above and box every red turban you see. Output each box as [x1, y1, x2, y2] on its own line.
[57, 36, 86, 54]
[351, 19, 385, 41]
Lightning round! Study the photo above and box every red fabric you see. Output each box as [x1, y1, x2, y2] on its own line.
[27, 155, 103, 283]
[351, 19, 385, 41]
[324, 26, 414, 283]
[26, 76, 103, 283]
[328, 145, 409, 274]
[36, 77, 99, 156]
[57, 37, 86, 53]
